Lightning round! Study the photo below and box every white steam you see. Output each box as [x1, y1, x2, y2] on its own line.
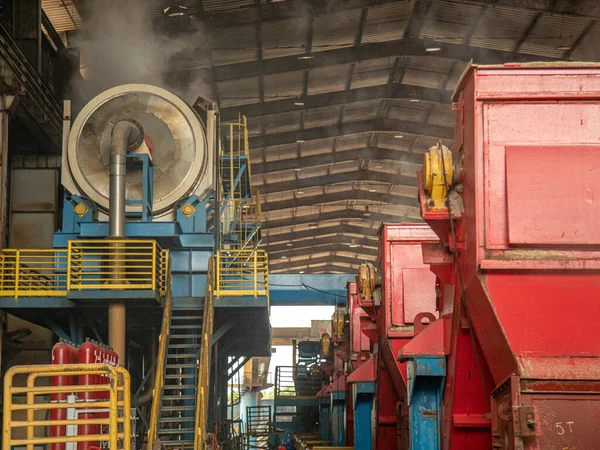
[75, 0, 212, 103]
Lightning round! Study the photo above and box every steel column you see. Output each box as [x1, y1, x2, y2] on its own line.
[319, 396, 331, 442]
[407, 356, 445, 450]
[331, 391, 346, 446]
[352, 382, 375, 450]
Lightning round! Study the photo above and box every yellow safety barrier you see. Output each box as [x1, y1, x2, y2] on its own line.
[0, 249, 68, 297]
[147, 270, 172, 448]
[194, 256, 216, 450]
[2, 364, 132, 450]
[214, 249, 269, 297]
[221, 115, 251, 202]
[0, 240, 168, 298]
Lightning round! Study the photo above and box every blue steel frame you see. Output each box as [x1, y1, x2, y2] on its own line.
[330, 391, 346, 446]
[407, 356, 445, 450]
[319, 396, 331, 442]
[353, 381, 375, 450]
[124, 153, 154, 222]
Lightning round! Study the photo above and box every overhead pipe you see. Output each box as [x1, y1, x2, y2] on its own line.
[108, 120, 142, 364]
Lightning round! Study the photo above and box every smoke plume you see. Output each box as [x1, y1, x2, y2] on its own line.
[74, 0, 212, 103]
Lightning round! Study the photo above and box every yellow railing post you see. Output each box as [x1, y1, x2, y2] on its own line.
[3, 364, 131, 450]
[66, 241, 72, 291]
[147, 267, 172, 448]
[151, 241, 157, 291]
[14, 250, 19, 299]
[254, 251, 257, 297]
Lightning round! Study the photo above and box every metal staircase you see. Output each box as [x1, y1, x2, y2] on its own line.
[157, 308, 204, 447]
[148, 261, 215, 450]
[246, 406, 271, 450]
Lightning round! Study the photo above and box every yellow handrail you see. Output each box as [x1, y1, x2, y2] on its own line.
[0, 240, 169, 297]
[2, 364, 131, 450]
[214, 249, 269, 298]
[194, 256, 216, 450]
[147, 267, 172, 448]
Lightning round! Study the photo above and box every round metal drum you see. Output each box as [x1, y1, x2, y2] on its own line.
[67, 84, 208, 215]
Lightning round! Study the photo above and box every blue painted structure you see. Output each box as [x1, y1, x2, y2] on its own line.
[319, 396, 331, 442]
[0, 275, 354, 309]
[406, 356, 445, 450]
[352, 381, 375, 450]
[268, 274, 354, 306]
[330, 391, 346, 446]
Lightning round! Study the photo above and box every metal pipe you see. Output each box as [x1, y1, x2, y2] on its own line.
[108, 120, 141, 363]
[109, 120, 139, 239]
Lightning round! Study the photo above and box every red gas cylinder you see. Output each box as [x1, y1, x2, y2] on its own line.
[50, 339, 73, 450]
[78, 339, 99, 450]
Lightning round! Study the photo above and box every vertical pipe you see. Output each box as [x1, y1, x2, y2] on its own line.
[108, 121, 140, 363]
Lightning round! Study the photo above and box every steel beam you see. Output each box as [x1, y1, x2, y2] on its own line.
[253, 146, 423, 175]
[248, 118, 454, 148]
[263, 234, 377, 253]
[167, 0, 401, 28]
[268, 274, 354, 305]
[270, 254, 374, 269]
[404, 0, 433, 39]
[261, 189, 419, 212]
[263, 209, 420, 230]
[271, 264, 356, 274]
[165, 38, 554, 86]
[255, 169, 419, 195]
[269, 243, 377, 260]
[221, 84, 452, 120]
[264, 223, 379, 242]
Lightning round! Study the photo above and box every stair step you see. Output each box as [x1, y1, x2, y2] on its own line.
[170, 316, 203, 322]
[166, 364, 198, 369]
[170, 325, 202, 330]
[162, 395, 196, 401]
[161, 405, 196, 412]
[167, 344, 201, 349]
[164, 374, 197, 379]
[161, 441, 194, 448]
[158, 429, 195, 435]
[159, 417, 196, 423]
[168, 334, 202, 339]
[166, 353, 198, 359]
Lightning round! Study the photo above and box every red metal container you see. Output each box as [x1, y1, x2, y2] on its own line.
[376, 223, 439, 449]
[50, 339, 75, 450]
[419, 63, 600, 449]
[78, 339, 100, 450]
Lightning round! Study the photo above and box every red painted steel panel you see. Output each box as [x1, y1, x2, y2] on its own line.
[475, 66, 600, 99]
[484, 102, 600, 249]
[435, 64, 600, 449]
[402, 268, 437, 324]
[505, 146, 600, 245]
[485, 273, 600, 361]
[523, 394, 600, 449]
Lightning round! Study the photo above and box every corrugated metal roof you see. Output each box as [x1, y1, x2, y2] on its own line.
[209, 24, 259, 66]
[307, 64, 352, 95]
[421, 1, 484, 44]
[520, 13, 592, 58]
[261, 17, 310, 59]
[469, 5, 536, 51]
[361, 1, 413, 44]
[312, 9, 362, 53]
[570, 22, 600, 61]
[42, 0, 82, 32]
